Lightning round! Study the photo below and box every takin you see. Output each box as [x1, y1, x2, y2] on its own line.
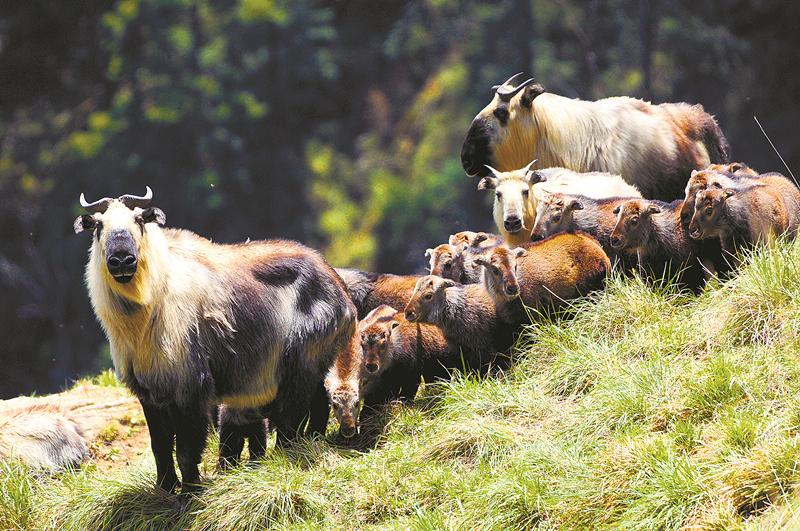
[688, 177, 800, 266]
[478, 163, 641, 246]
[74, 188, 358, 493]
[609, 198, 707, 290]
[335, 269, 420, 318]
[679, 164, 762, 226]
[427, 232, 504, 284]
[403, 276, 512, 372]
[426, 243, 465, 282]
[530, 192, 640, 267]
[359, 305, 455, 407]
[474, 232, 610, 326]
[0, 403, 87, 471]
[462, 73, 730, 200]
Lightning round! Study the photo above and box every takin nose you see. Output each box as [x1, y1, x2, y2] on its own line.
[610, 235, 623, 249]
[505, 283, 520, 297]
[504, 216, 523, 233]
[340, 424, 357, 439]
[461, 123, 491, 176]
[405, 310, 417, 322]
[530, 232, 544, 242]
[365, 362, 379, 373]
[106, 252, 137, 281]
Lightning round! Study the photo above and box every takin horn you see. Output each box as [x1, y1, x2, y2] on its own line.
[484, 165, 504, 178]
[118, 186, 153, 209]
[496, 77, 536, 102]
[491, 72, 524, 92]
[79, 193, 114, 214]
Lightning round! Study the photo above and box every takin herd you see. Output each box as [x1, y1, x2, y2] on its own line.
[6, 75, 798, 498]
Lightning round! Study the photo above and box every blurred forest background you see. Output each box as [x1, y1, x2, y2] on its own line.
[1, 0, 798, 398]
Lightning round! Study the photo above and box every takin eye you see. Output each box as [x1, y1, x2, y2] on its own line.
[553, 214, 562, 223]
[705, 207, 713, 216]
[492, 265, 501, 275]
[522, 189, 529, 198]
[630, 217, 639, 225]
[495, 191, 502, 200]
[424, 292, 433, 301]
[493, 107, 509, 123]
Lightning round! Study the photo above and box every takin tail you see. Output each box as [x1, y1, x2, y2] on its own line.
[699, 111, 731, 164]
[0, 404, 88, 471]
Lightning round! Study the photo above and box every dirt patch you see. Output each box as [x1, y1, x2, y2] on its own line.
[0, 385, 150, 472]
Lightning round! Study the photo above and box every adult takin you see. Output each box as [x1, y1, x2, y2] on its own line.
[474, 232, 610, 326]
[74, 188, 358, 493]
[478, 163, 641, 246]
[462, 73, 730, 200]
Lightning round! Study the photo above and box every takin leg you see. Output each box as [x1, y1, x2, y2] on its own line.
[218, 407, 265, 468]
[305, 381, 330, 437]
[398, 371, 421, 404]
[140, 402, 179, 493]
[171, 404, 209, 494]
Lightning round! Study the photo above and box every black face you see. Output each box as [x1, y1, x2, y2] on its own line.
[461, 117, 493, 176]
[105, 229, 138, 283]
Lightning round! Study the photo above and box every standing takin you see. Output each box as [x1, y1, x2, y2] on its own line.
[462, 73, 730, 200]
[74, 188, 358, 493]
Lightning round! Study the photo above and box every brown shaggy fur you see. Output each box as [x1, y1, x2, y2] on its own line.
[476, 232, 610, 325]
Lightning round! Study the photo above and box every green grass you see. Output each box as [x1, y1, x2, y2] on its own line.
[6, 240, 800, 529]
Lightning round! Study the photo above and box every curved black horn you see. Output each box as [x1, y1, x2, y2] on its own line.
[496, 77, 536, 102]
[79, 193, 114, 214]
[491, 72, 524, 92]
[118, 186, 153, 209]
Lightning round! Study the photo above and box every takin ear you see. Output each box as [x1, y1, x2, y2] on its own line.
[690, 169, 699, 177]
[513, 247, 527, 258]
[441, 279, 457, 289]
[425, 248, 434, 258]
[140, 207, 166, 226]
[473, 255, 489, 267]
[646, 204, 662, 215]
[612, 205, 621, 215]
[389, 320, 400, 330]
[473, 232, 490, 246]
[723, 188, 736, 198]
[520, 83, 546, 108]
[729, 162, 744, 172]
[73, 215, 96, 234]
[566, 199, 584, 211]
[477, 177, 498, 191]
[526, 170, 546, 186]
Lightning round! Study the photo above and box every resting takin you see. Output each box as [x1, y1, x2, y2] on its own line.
[462, 73, 730, 200]
[478, 163, 641, 246]
[74, 188, 358, 494]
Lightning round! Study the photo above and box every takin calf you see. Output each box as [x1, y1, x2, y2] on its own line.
[335, 269, 420, 318]
[609, 199, 707, 290]
[688, 176, 800, 267]
[403, 276, 511, 372]
[74, 188, 358, 493]
[427, 231, 504, 283]
[478, 163, 642, 246]
[462, 73, 730, 200]
[530, 192, 640, 268]
[474, 232, 610, 326]
[359, 305, 455, 404]
[323, 304, 455, 438]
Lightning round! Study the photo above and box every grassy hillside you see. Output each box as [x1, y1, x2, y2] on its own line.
[4, 240, 800, 530]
